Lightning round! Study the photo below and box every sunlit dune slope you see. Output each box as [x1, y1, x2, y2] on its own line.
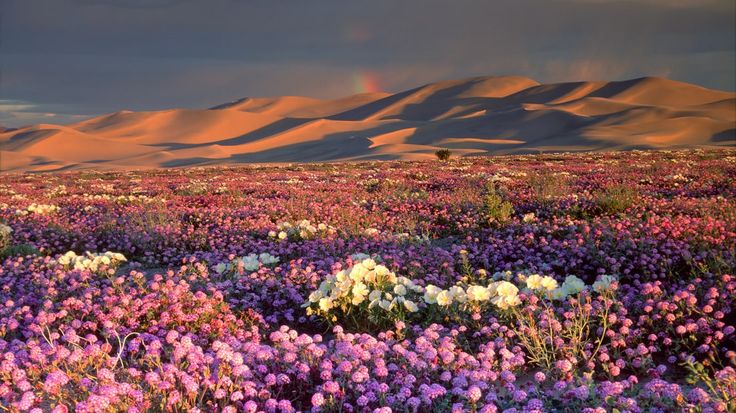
[2, 76, 733, 172]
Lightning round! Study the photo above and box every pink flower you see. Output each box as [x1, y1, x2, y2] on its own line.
[312, 392, 325, 407]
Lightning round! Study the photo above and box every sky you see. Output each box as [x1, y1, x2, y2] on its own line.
[1, 0, 734, 127]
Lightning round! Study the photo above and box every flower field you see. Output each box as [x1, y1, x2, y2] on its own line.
[0, 149, 734, 412]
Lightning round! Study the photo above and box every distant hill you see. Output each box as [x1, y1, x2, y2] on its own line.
[1, 76, 734, 172]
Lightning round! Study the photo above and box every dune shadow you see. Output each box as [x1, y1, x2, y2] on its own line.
[148, 118, 313, 150]
[711, 129, 735, 142]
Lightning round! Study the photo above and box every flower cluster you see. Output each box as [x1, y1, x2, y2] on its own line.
[79, 193, 162, 204]
[424, 280, 523, 310]
[14, 203, 60, 215]
[0, 149, 733, 412]
[304, 257, 423, 330]
[214, 252, 280, 275]
[0, 222, 12, 250]
[269, 219, 336, 241]
[423, 274, 556, 311]
[55, 250, 127, 273]
[549, 274, 586, 299]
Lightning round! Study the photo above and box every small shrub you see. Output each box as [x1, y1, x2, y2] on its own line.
[482, 183, 514, 225]
[435, 148, 452, 161]
[594, 184, 638, 215]
[504, 274, 618, 373]
[0, 244, 41, 260]
[529, 173, 569, 203]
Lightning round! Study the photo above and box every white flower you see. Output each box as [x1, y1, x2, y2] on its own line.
[466, 285, 490, 302]
[492, 281, 521, 309]
[335, 270, 348, 282]
[449, 286, 467, 303]
[523, 213, 536, 223]
[351, 253, 370, 262]
[436, 290, 453, 306]
[363, 270, 376, 283]
[242, 255, 260, 271]
[318, 298, 333, 312]
[364, 228, 379, 236]
[259, 253, 279, 265]
[493, 294, 521, 309]
[505, 294, 521, 308]
[525, 274, 544, 290]
[495, 281, 519, 298]
[318, 281, 332, 295]
[349, 263, 367, 281]
[278, 231, 287, 240]
[423, 285, 442, 304]
[368, 290, 382, 301]
[335, 279, 352, 294]
[561, 275, 586, 295]
[268, 230, 277, 238]
[393, 284, 407, 296]
[0, 224, 12, 236]
[592, 275, 616, 293]
[404, 300, 419, 312]
[308, 290, 323, 303]
[352, 282, 369, 304]
[19, 203, 59, 215]
[551, 288, 568, 300]
[374, 265, 389, 277]
[540, 276, 558, 291]
[58, 251, 77, 266]
[361, 258, 376, 270]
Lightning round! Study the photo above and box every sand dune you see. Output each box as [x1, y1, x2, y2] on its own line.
[1, 75, 734, 172]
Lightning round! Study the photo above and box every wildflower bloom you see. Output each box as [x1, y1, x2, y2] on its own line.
[0, 151, 733, 412]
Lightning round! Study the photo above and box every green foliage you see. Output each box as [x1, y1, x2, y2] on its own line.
[683, 356, 736, 413]
[529, 173, 569, 203]
[594, 184, 638, 215]
[435, 148, 452, 161]
[482, 183, 514, 226]
[0, 244, 41, 260]
[508, 287, 616, 373]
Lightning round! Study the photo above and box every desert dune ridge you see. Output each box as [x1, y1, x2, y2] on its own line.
[1, 75, 734, 172]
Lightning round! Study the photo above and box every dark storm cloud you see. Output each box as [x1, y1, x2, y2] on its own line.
[1, 0, 734, 126]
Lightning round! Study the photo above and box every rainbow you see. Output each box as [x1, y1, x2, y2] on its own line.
[352, 71, 382, 94]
